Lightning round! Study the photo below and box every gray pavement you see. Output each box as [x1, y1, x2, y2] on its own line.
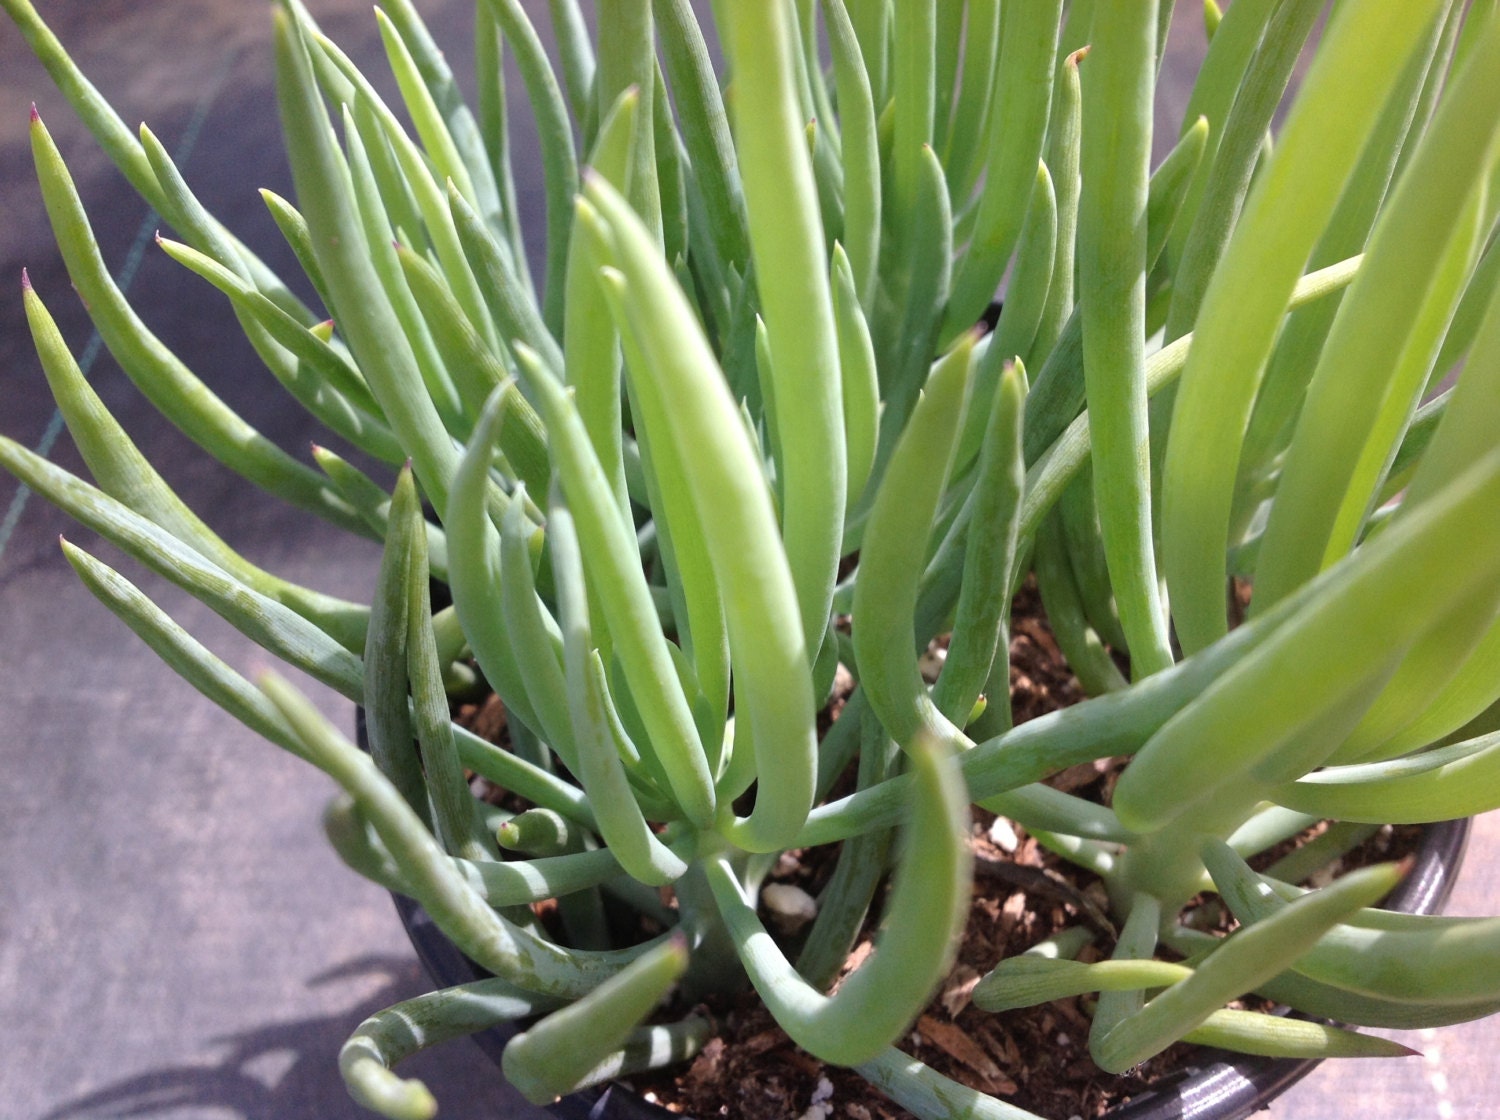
[1, 3, 542, 1118]
[0, 4, 1494, 1119]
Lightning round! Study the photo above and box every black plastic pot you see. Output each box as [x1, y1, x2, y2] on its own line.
[391, 817, 1470, 1120]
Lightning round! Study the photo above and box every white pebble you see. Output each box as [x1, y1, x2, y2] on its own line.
[762, 883, 819, 930]
[988, 817, 1020, 852]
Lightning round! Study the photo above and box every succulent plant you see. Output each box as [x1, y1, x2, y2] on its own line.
[7, 0, 1500, 1118]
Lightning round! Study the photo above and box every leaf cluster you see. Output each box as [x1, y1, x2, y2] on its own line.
[6, 1, 1500, 1117]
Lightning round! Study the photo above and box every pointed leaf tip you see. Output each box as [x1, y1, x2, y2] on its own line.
[21, 268, 31, 291]
[30, 103, 40, 122]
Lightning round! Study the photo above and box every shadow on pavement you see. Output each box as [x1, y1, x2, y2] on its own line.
[36, 954, 517, 1120]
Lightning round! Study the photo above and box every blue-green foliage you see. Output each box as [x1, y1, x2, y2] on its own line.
[6, 0, 1500, 1116]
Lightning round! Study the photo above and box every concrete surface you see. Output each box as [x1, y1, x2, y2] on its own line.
[1, 3, 543, 1118]
[0, 3, 1494, 1119]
